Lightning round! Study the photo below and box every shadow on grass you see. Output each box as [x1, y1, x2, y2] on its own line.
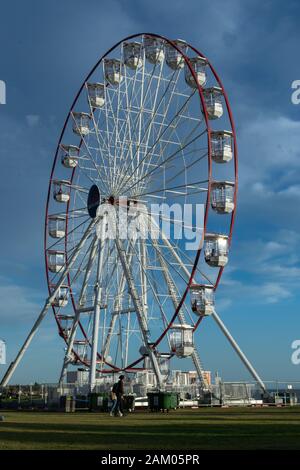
[1, 416, 300, 450]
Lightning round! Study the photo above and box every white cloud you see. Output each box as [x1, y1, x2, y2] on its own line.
[0, 278, 42, 324]
[238, 115, 300, 188]
[218, 229, 300, 309]
[260, 282, 292, 304]
[25, 114, 40, 127]
[278, 185, 300, 197]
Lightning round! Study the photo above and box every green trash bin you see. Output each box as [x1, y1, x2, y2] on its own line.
[70, 396, 76, 412]
[123, 395, 135, 412]
[89, 392, 109, 412]
[75, 395, 89, 410]
[60, 395, 73, 412]
[147, 391, 179, 412]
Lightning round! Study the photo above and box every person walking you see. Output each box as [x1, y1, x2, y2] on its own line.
[110, 375, 125, 417]
[109, 386, 117, 416]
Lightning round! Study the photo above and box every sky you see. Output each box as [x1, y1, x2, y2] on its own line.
[0, 0, 300, 385]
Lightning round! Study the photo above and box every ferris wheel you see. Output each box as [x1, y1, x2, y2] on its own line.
[1, 34, 266, 392]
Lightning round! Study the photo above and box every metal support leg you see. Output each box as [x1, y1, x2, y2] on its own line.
[211, 309, 266, 392]
[140, 237, 148, 319]
[89, 215, 107, 392]
[0, 218, 97, 387]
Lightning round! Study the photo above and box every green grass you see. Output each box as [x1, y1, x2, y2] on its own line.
[0, 407, 300, 450]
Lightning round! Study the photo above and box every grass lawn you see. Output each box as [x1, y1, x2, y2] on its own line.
[0, 407, 300, 450]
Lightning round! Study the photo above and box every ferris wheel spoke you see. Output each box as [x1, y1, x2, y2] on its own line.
[102, 77, 115, 188]
[48, 203, 88, 218]
[102, 81, 123, 186]
[115, 49, 159, 193]
[69, 237, 97, 288]
[46, 216, 90, 251]
[146, 212, 214, 286]
[136, 178, 208, 199]
[138, 118, 207, 186]
[118, 125, 206, 197]
[163, 230, 214, 286]
[163, 150, 208, 189]
[128, 238, 172, 348]
[86, 97, 112, 190]
[138, 81, 196, 187]
[116, 88, 196, 195]
[72, 187, 88, 213]
[48, 229, 95, 286]
[112, 47, 127, 186]
[152, 237, 195, 326]
[136, 64, 180, 185]
[59, 212, 89, 220]
[66, 228, 94, 257]
[74, 235, 98, 311]
[148, 233, 190, 288]
[113, 65, 140, 193]
[134, 48, 146, 188]
[55, 235, 97, 330]
[115, 65, 179, 193]
[71, 113, 109, 192]
[114, 55, 165, 189]
[133, 166, 208, 200]
[147, 118, 207, 183]
[76, 161, 109, 193]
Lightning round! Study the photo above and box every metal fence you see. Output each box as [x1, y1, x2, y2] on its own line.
[0, 380, 299, 409]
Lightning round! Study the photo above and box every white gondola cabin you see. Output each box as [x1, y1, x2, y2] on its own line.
[87, 82, 105, 108]
[72, 112, 90, 136]
[170, 324, 194, 358]
[60, 144, 79, 168]
[47, 250, 66, 273]
[143, 355, 169, 375]
[104, 59, 122, 85]
[211, 130, 233, 163]
[48, 215, 66, 238]
[51, 286, 69, 308]
[159, 355, 170, 375]
[204, 233, 229, 267]
[144, 35, 164, 64]
[73, 340, 89, 362]
[123, 41, 143, 69]
[185, 57, 208, 88]
[190, 284, 214, 316]
[211, 181, 235, 214]
[53, 180, 70, 203]
[165, 39, 187, 70]
[203, 86, 223, 119]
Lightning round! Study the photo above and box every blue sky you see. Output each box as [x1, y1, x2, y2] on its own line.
[0, 0, 300, 385]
